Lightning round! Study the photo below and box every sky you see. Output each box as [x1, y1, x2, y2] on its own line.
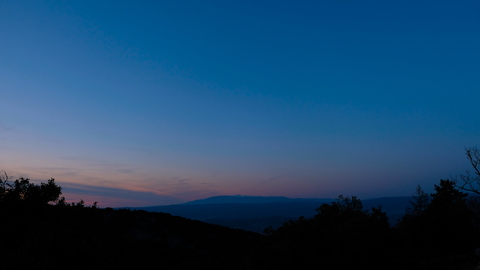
[1, 0, 479, 207]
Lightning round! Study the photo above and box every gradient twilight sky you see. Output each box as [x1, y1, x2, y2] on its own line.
[1, 0, 479, 207]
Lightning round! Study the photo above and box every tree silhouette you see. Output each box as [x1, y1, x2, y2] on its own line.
[398, 179, 478, 258]
[252, 195, 393, 269]
[401, 185, 429, 221]
[0, 171, 62, 205]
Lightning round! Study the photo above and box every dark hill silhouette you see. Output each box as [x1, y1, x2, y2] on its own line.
[183, 195, 334, 204]
[2, 174, 479, 269]
[0, 174, 263, 269]
[0, 202, 263, 269]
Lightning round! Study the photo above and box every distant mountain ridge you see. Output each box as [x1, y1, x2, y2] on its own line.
[183, 195, 335, 205]
[126, 195, 412, 233]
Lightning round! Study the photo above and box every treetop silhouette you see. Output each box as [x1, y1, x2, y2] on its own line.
[0, 171, 62, 205]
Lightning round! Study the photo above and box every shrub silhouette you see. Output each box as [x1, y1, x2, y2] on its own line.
[251, 196, 394, 269]
[0, 172, 62, 206]
[398, 179, 480, 261]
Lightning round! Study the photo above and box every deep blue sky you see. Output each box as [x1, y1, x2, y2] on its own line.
[1, 0, 479, 207]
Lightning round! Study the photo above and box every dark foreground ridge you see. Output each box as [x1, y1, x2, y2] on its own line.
[0, 205, 263, 269]
[0, 174, 263, 269]
[1, 173, 480, 269]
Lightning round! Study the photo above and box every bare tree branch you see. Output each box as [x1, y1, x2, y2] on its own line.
[466, 147, 480, 176]
[454, 147, 480, 194]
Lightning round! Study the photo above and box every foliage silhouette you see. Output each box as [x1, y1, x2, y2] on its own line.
[0, 171, 62, 205]
[255, 185, 480, 270]
[404, 185, 430, 217]
[398, 180, 479, 261]
[250, 195, 395, 269]
[2, 170, 480, 269]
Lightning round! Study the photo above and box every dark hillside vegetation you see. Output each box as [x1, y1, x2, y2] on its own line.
[0, 173, 263, 269]
[2, 170, 480, 269]
[0, 206, 263, 269]
[251, 181, 480, 270]
[250, 196, 398, 269]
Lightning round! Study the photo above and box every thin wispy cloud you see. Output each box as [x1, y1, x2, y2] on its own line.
[60, 182, 186, 207]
